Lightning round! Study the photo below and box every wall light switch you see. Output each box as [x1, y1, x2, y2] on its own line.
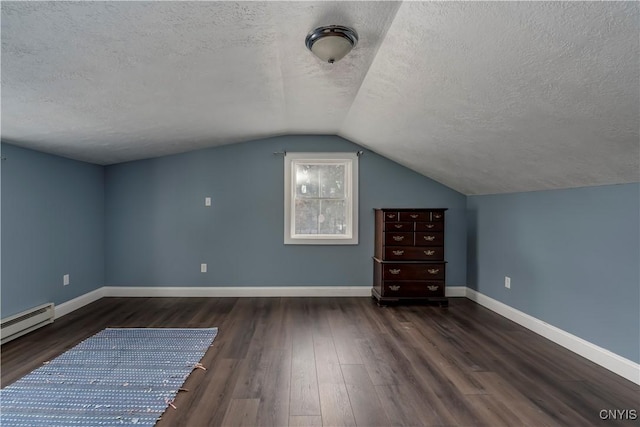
[205, 197, 212, 207]
[63, 274, 70, 286]
[505, 276, 511, 289]
[201, 263, 207, 273]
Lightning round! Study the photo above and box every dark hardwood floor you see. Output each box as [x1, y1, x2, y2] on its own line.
[2, 297, 638, 426]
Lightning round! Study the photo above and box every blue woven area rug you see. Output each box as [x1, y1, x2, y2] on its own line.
[0, 327, 218, 426]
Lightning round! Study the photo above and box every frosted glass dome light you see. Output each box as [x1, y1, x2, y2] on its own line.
[305, 25, 358, 64]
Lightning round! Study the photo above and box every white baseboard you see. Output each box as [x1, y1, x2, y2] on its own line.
[465, 288, 640, 385]
[102, 286, 372, 298]
[55, 288, 105, 319]
[445, 286, 466, 297]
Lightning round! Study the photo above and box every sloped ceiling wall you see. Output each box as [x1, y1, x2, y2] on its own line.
[2, 1, 638, 194]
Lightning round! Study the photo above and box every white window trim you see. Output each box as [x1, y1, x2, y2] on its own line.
[284, 152, 359, 245]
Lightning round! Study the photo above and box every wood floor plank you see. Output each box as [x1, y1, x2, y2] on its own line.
[231, 319, 292, 426]
[216, 298, 259, 359]
[471, 371, 562, 427]
[289, 415, 323, 426]
[251, 297, 293, 427]
[314, 335, 344, 385]
[360, 332, 456, 426]
[318, 382, 357, 427]
[375, 384, 436, 427]
[1, 297, 637, 427]
[255, 348, 291, 427]
[220, 398, 260, 427]
[356, 336, 403, 386]
[328, 303, 364, 365]
[230, 300, 281, 400]
[465, 394, 529, 427]
[289, 302, 321, 417]
[391, 319, 489, 395]
[313, 325, 357, 426]
[289, 349, 321, 416]
[231, 341, 267, 399]
[371, 309, 517, 425]
[342, 364, 391, 427]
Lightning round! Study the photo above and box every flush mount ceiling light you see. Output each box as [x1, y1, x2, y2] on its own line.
[305, 25, 358, 64]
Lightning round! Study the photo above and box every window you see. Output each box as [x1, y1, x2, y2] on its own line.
[284, 152, 358, 244]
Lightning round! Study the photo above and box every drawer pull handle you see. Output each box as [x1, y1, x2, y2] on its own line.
[387, 214, 396, 219]
[389, 285, 400, 291]
[434, 214, 442, 219]
[426, 224, 435, 229]
[423, 236, 435, 241]
[389, 269, 401, 275]
[423, 250, 435, 256]
[410, 214, 419, 218]
[427, 268, 440, 274]
[392, 250, 405, 256]
[394, 224, 403, 229]
[427, 285, 439, 291]
[393, 236, 405, 241]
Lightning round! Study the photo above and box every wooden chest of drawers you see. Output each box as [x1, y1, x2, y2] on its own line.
[372, 208, 448, 306]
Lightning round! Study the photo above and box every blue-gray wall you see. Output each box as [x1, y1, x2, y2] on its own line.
[105, 135, 467, 287]
[3, 136, 638, 366]
[1, 143, 105, 317]
[467, 183, 640, 363]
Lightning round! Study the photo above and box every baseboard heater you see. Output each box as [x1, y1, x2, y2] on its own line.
[1, 303, 55, 344]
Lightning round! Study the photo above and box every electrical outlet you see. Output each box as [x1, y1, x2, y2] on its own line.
[505, 276, 511, 289]
[205, 197, 212, 207]
[63, 274, 70, 286]
[201, 263, 207, 273]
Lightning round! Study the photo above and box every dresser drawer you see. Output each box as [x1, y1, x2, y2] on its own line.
[399, 211, 429, 222]
[384, 246, 444, 261]
[382, 281, 445, 298]
[384, 222, 414, 231]
[382, 263, 445, 280]
[383, 211, 399, 221]
[415, 222, 444, 232]
[430, 211, 445, 221]
[415, 232, 444, 246]
[384, 232, 413, 246]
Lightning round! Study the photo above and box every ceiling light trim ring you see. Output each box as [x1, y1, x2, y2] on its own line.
[305, 25, 359, 63]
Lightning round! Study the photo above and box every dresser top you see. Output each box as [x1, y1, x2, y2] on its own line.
[374, 208, 448, 211]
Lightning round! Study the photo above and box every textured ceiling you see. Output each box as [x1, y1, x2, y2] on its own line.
[2, 1, 638, 195]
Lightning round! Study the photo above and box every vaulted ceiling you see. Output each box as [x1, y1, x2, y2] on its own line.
[2, 1, 638, 195]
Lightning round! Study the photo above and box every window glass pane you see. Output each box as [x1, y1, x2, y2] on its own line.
[318, 164, 345, 198]
[318, 200, 347, 235]
[295, 199, 319, 234]
[295, 164, 319, 198]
